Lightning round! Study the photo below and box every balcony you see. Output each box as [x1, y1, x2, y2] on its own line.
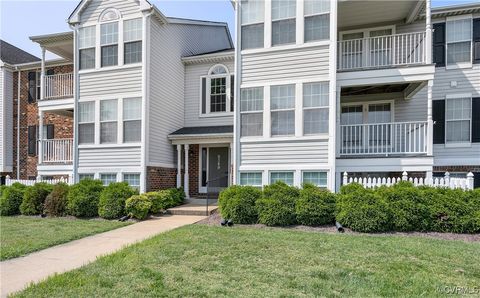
[337, 32, 427, 71]
[43, 73, 73, 100]
[40, 139, 73, 163]
[339, 121, 428, 156]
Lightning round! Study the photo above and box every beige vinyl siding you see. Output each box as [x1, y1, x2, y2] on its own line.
[79, 66, 142, 98]
[0, 68, 13, 172]
[241, 45, 330, 84]
[78, 146, 141, 168]
[184, 60, 234, 127]
[80, 0, 140, 24]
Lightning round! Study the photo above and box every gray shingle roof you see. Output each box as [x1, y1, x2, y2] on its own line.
[0, 40, 40, 65]
[170, 126, 233, 136]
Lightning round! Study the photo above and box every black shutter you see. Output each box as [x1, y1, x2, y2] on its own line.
[473, 19, 480, 64]
[472, 97, 480, 143]
[230, 75, 234, 112]
[46, 69, 54, 75]
[474, 172, 480, 189]
[201, 77, 207, 114]
[28, 72, 36, 103]
[433, 23, 446, 67]
[28, 126, 37, 156]
[46, 124, 55, 140]
[433, 100, 445, 144]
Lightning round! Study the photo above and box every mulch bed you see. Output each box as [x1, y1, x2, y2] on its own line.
[197, 210, 480, 243]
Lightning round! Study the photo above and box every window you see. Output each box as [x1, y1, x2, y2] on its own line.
[204, 65, 233, 114]
[79, 26, 96, 70]
[100, 99, 118, 144]
[302, 172, 327, 187]
[100, 173, 117, 186]
[272, 0, 296, 46]
[124, 18, 142, 64]
[446, 97, 471, 143]
[28, 126, 37, 156]
[303, 82, 329, 134]
[78, 102, 95, 144]
[270, 171, 294, 185]
[210, 77, 227, 112]
[241, 0, 264, 50]
[123, 98, 141, 142]
[101, 22, 118, 67]
[36, 71, 41, 100]
[271, 85, 295, 136]
[123, 173, 140, 189]
[240, 172, 262, 187]
[304, 0, 330, 42]
[79, 174, 94, 180]
[240, 87, 263, 137]
[446, 18, 472, 65]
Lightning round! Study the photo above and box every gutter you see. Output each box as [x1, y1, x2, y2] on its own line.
[15, 66, 20, 179]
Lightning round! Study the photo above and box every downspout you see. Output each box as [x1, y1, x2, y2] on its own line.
[233, 0, 241, 185]
[15, 66, 20, 179]
[70, 23, 79, 183]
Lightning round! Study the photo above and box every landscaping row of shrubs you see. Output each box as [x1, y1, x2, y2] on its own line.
[219, 181, 480, 233]
[0, 179, 185, 220]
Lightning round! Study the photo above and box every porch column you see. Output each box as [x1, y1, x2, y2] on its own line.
[38, 110, 44, 164]
[176, 144, 182, 188]
[40, 47, 46, 100]
[425, 0, 432, 64]
[427, 80, 434, 156]
[184, 144, 189, 198]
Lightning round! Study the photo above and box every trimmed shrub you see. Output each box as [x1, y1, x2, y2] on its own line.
[296, 184, 336, 226]
[125, 195, 152, 220]
[0, 183, 27, 216]
[44, 183, 69, 217]
[67, 179, 103, 217]
[145, 188, 184, 214]
[219, 185, 262, 224]
[169, 188, 185, 206]
[20, 183, 53, 215]
[98, 182, 137, 219]
[256, 182, 300, 226]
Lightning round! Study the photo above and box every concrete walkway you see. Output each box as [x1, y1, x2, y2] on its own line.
[0, 214, 205, 297]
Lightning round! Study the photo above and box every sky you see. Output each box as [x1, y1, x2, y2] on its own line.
[0, 0, 476, 59]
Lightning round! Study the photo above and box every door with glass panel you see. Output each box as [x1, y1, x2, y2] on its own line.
[199, 146, 230, 193]
[340, 32, 364, 69]
[369, 29, 393, 67]
[340, 105, 363, 154]
[367, 103, 392, 152]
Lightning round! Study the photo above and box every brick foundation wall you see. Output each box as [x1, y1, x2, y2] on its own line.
[11, 65, 74, 179]
[188, 144, 199, 197]
[146, 166, 177, 192]
[433, 165, 480, 173]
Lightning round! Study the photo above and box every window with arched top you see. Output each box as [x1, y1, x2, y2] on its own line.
[200, 64, 234, 115]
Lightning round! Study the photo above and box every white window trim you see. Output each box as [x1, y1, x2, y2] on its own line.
[100, 20, 120, 68]
[303, 81, 329, 136]
[445, 15, 473, 70]
[78, 25, 97, 71]
[100, 172, 120, 186]
[270, 84, 296, 137]
[122, 172, 141, 188]
[269, 170, 295, 185]
[123, 97, 142, 143]
[123, 18, 143, 65]
[239, 171, 263, 187]
[239, 86, 264, 138]
[444, 93, 472, 147]
[303, 1, 330, 43]
[99, 99, 118, 144]
[78, 101, 96, 145]
[301, 170, 328, 188]
[199, 64, 233, 117]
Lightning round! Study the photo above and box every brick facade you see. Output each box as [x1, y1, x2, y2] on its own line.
[11, 64, 74, 179]
[433, 165, 480, 173]
[188, 144, 200, 197]
[146, 166, 177, 192]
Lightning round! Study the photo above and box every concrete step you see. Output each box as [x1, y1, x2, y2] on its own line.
[167, 203, 218, 216]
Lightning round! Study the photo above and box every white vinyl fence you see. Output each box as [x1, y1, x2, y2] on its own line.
[343, 172, 474, 190]
[5, 175, 73, 186]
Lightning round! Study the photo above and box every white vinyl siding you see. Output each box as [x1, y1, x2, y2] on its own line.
[302, 171, 327, 187]
[241, 87, 264, 137]
[78, 101, 95, 144]
[239, 172, 263, 187]
[304, 0, 330, 42]
[271, 85, 295, 136]
[303, 82, 329, 135]
[241, 0, 265, 50]
[270, 171, 294, 185]
[78, 147, 141, 168]
[100, 99, 118, 144]
[271, 0, 296, 46]
[79, 67, 142, 98]
[445, 97, 471, 144]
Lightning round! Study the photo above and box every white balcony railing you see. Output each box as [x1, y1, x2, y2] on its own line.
[338, 32, 426, 71]
[44, 73, 73, 99]
[40, 139, 73, 163]
[340, 121, 428, 156]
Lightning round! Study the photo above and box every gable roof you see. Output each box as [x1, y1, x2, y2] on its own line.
[0, 40, 40, 65]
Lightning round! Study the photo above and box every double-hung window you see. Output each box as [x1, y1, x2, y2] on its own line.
[100, 99, 118, 144]
[123, 97, 141, 143]
[304, 0, 330, 42]
[123, 173, 140, 189]
[271, 85, 295, 136]
[303, 82, 329, 135]
[101, 22, 118, 67]
[79, 26, 96, 70]
[124, 18, 142, 64]
[78, 101, 95, 144]
[241, 0, 264, 50]
[239, 172, 263, 187]
[446, 96, 471, 144]
[272, 0, 296, 46]
[240, 87, 264, 137]
[446, 17, 472, 66]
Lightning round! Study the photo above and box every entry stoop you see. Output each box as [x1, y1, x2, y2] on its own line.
[167, 202, 218, 216]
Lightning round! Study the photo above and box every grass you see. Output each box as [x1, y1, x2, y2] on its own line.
[14, 225, 480, 297]
[0, 216, 130, 260]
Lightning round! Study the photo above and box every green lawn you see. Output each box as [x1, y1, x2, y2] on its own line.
[0, 216, 130, 260]
[14, 225, 480, 297]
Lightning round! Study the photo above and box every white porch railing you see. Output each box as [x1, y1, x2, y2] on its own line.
[340, 121, 428, 156]
[40, 139, 73, 163]
[44, 73, 73, 99]
[343, 172, 475, 190]
[5, 175, 73, 186]
[338, 31, 426, 71]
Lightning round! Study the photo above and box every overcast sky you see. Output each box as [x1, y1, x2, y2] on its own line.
[0, 0, 475, 59]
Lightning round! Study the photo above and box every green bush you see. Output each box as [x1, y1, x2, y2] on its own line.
[67, 179, 104, 217]
[0, 183, 27, 216]
[44, 183, 70, 217]
[98, 182, 137, 219]
[295, 184, 336, 226]
[145, 188, 184, 214]
[219, 185, 262, 224]
[256, 182, 299, 226]
[168, 188, 185, 206]
[20, 183, 53, 215]
[125, 195, 152, 220]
